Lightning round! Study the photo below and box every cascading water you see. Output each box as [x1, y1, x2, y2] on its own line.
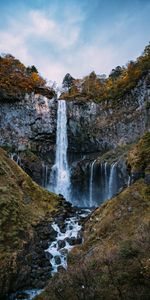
[104, 162, 108, 196]
[50, 100, 70, 200]
[108, 162, 117, 199]
[42, 162, 49, 187]
[89, 159, 96, 207]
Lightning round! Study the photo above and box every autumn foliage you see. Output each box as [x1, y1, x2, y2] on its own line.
[0, 54, 52, 102]
[61, 43, 150, 102]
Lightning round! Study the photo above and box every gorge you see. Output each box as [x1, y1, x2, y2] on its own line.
[0, 46, 150, 300]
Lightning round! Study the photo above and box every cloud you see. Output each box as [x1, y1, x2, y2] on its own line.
[0, 31, 32, 63]
[0, 7, 84, 82]
[0, 1, 149, 84]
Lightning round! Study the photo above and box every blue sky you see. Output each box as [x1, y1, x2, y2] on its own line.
[0, 0, 150, 83]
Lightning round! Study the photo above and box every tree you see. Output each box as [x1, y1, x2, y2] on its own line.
[26, 65, 38, 75]
[62, 73, 75, 92]
[109, 66, 123, 80]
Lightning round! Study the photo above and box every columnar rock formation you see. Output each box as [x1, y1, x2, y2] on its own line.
[67, 75, 150, 153]
[0, 94, 57, 157]
[0, 75, 149, 158]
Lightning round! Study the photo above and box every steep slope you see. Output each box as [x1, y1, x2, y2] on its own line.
[36, 134, 150, 300]
[0, 148, 61, 297]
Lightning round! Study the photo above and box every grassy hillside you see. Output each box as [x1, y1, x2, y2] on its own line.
[127, 132, 150, 173]
[0, 147, 60, 253]
[0, 147, 64, 297]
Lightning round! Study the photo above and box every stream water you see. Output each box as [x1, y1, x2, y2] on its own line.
[9, 209, 90, 300]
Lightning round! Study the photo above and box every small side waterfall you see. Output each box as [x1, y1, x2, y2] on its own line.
[89, 159, 96, 207]
[42, 162, 49, 187]
[50, 100, 70, 200]
[127, 175, 131, 187]
[104, 162, 108, 196]
[77, 160, 124, 207]
[108, 162, 117, 199]
[10, 153, 21, 165]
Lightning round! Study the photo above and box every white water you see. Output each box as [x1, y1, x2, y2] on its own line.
[127, 175, 131, 187]
[50, 100, 70, 200]
[9, 289, 43, 300]
[104, 162, 108, 195]
[46, 216, 82, 274]
[89, 159, 96, 207]
[10, 153, 21, 165]
[108, 162, 117, 199]
[42, 162, 49, 187]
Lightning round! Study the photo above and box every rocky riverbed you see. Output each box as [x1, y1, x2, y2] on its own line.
[8, 204, 91, 300]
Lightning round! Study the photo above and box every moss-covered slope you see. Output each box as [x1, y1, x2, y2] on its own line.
[0, 147, 62, 296]
[0, 147, 59, 253]
[127, 132, 150, 175]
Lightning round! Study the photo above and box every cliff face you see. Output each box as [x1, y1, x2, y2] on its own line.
[0, 93, 57, 157]
[0, 75, 149, 159]
[67, 74, 150, 154]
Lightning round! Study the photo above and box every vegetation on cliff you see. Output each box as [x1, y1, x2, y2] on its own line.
[127, 132, 150, 173]
[0, 54, 55, 102]
[60, 43, 150, 102]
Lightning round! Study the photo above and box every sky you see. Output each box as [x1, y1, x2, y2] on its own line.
[0, 0, 150, 83]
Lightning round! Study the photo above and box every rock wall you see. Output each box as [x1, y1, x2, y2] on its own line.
[67, 74, 150, 154]
[0, 93, 57, 158]
[0, 74, 150, 160]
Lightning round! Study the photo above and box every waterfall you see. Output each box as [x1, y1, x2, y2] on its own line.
[104, 162, 108, 196]
[50, 100, 70, 200]
[10, 153, 21, 166]
[108, 162, 117, 199]
[89, 160, 96, 207]
[127, 175, 131, 187]
[42, 162, 49, 187]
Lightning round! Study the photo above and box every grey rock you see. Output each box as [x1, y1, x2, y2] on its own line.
[54, 256, 61, 265]
[57, 240, 66, 249]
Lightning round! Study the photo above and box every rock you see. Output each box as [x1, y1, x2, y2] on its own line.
[54, 256, 61, 265]
[66, 237, 77, 246]
[76, 231, 83, 244]
[145, 165, 150, 184]
[15, 292, 30, 299]
[131, 172, 144, 183]
[60, 226, 67, 234]
[41, 240, 49, 249]
[145, 173, 150, 184]
[59, 248, 68, 256]
[38, 259, 51, 268]
[57, 266, 66, 273]
[57, 240, 66, 249]
[0, 94, 57, 159]
[45, 251, 53, 260]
